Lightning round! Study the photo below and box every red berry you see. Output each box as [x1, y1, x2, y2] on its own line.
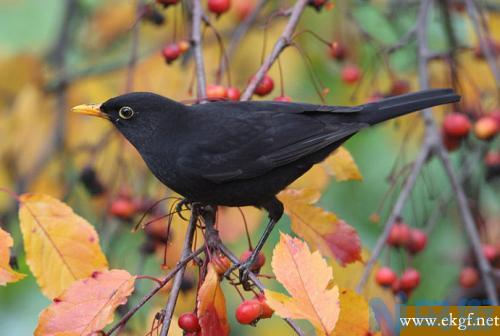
[329, 42, 346, 61]
[474, 116, 498, 141]
[442, 113, 471, 139]
[253, 75, 274, 96]
[144, 221, 169, 243]
[308, 0, 328, 11]
[386, 221, 411, 247]
[109, 198, 137, 219]
[240, 250, 266, 273]
[273, 95, 292, 102]
[234, 0, 254, 21]
[399, 268, 420, 291]
[235, 299, 263, 324]
[208, 0, 231, 15]
[178, 312, 200, 332]
[482, 244, 497, 262]
[162, 43, 181, 64]
[391, 278, 401, 295]
[227, 87, 241, 101]
[178, 40, 190, 54]
[442, 133, 461, 151]
[341, 64, 361, 84]
[459, 267, 479, 288]
[255, 294, 274, 319]
[406, 228, 427, 254]
[485, 151, 500, 166]
[375, 267, 397, 287]
[212, 254, 231, 275]
[390, 79, 410, 95]
[206, 84, 228, 100]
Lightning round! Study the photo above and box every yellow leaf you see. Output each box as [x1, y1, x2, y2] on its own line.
[18, 193, 108, 299]
[332, 289, 370, 336]
[265, 233, 340, 335]
[323, 147, 362, 181]
[197, 263, 230, 336]
[35, 269, 135, 336]
[0, 227, 25, 285]
[278, 189, 362, 265]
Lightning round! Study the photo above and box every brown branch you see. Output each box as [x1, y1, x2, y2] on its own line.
[416, 0, 498, 305]
[191, 0, 207, 101]
[356, 143, 431, 293]
[240, 0, 309, 101]
[105, 246, 204, 335]
[159, 206, 199, 336]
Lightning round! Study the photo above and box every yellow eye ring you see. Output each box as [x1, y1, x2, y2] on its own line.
[119, 106, 134, 119]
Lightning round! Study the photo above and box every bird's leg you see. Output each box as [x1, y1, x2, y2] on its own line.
[238, 197, 284, 290]
[199, 205, 221, 250]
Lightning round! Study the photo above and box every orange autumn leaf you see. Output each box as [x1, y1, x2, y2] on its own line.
[332, 289, 371, 336]
[323, 147, 362, 181]
[197, 263, 230, 336]
[265, 233, 340, 336]
[278, 189, 362, 265]
[18, 193, 108, 299]
[0, 227, 25, 285]
[35, 269, 135, 336]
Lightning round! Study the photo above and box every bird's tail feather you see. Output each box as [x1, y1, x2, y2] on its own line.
[362, 88, 460, 125]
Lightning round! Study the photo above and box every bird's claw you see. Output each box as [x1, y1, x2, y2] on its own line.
[238, 262, 253, 290]
[175, 199, 191, 220]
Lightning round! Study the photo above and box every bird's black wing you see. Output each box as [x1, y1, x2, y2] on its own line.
[177, 106, 367, 183]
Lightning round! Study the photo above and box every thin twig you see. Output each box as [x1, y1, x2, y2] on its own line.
[159, 206, 199, 336]
[356, 143, 431, 293]
[191, 0, 207, 101]
[240, 0, 309, 101]
[105, 246, 204, 335]
[125, 1, 143, 93]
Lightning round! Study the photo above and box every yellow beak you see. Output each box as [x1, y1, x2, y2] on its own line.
[72, 104, 109, 120]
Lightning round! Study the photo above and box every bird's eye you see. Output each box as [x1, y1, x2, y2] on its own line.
[118, 106, 135, 119]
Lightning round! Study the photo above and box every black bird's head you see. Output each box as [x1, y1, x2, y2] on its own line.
[72, 92, 184, 147]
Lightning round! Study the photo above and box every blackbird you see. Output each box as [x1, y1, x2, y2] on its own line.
[73, 88, 459, 281]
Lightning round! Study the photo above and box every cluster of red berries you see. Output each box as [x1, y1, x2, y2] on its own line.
[375, 219, 427, 297]
[235, 293, 274, 325]
[442, 111, 499, 151]
[206, 85, 241, 101]
[459, 244, 498, 288]
[162, 40, 190, 64]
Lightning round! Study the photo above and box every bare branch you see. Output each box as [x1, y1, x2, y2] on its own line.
[356, 143, 431, 293]
[159, 206, 199, 336]
[191, 0, 207, 101]
[240, 0, 309, 101]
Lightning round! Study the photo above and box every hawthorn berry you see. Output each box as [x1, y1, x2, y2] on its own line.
[406, 228, 427, 255]
[208, 0, 231, 16]
[390, 79, 410, 96]
[399, 268, 420, 291]
[240, 250, 266, 273]
[142, 4, 165, 25]
[308, 0, 328, 11]
[235, 299, 263, 324]
[144, 220, 169, 243]
[227, 87, 241, 101]
[253, 75, 274, 96]
[474, 116, 498, 141]
[273, 95, 292, 102]
[329, 42, 346, 61]
[341, 64, 361, 85]
[109, 197, 137, 219]
[459, 267, 479, 288]
[375, 266, 397, 287]
[255, 294, 274, 319]
[177, 40, 190, 54]
[482, 244, 497, 262]
[234, 0, 254, 21]
[206, 84, 228, 100]
[442, 113, 471, 139]
[442, 133, 461, 152]
[178, 312, 201, 333]
[386, 220, 411, 247]
[162, 43, 181, 64]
